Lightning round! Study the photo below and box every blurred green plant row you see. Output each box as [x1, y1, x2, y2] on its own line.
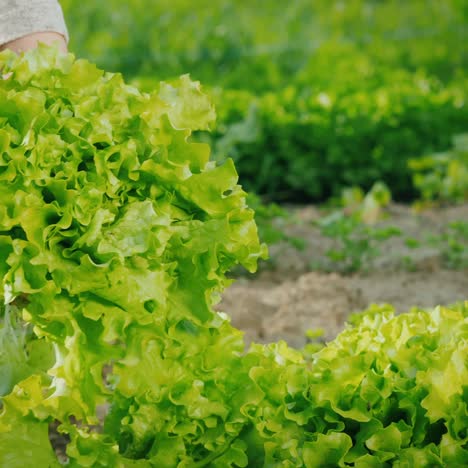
[203, 73, 467, 201]
[62, 0, 468, 203]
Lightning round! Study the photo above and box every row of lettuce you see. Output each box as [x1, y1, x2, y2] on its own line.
[3, 297, 467, 466]
[0, 48, 467, 466]
[61, 0, 468, 202]
[200, 68, 467, 202]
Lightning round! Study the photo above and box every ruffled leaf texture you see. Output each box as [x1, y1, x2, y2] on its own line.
[0, 46, 467, 467]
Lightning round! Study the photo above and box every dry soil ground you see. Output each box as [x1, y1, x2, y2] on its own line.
[220, 203, 468, 348]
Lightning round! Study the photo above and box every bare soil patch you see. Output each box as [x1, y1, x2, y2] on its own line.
[219, 203, 468, 347]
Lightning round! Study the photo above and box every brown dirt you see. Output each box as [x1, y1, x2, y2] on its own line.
[218, 203, 468, 348]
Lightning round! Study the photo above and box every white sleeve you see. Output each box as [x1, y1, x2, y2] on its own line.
[0, 0, 68, 46]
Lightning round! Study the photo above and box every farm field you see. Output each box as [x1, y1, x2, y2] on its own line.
[1, 0, 467, 466]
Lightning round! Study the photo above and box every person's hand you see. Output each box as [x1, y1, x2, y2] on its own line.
[0, 31, 67, 54]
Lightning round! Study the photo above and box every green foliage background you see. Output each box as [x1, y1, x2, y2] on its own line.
[62, 0, 466, 86]
[61, 0, 468, 202]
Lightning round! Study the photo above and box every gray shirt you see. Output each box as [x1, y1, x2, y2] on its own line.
[0, 0, 68, 46]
